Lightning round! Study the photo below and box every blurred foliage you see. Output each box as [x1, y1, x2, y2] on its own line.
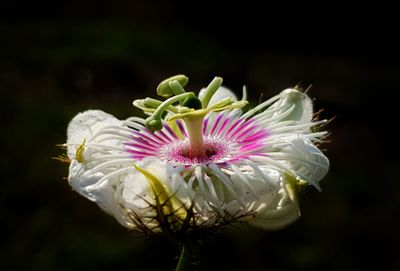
[1, 2, 398, 270]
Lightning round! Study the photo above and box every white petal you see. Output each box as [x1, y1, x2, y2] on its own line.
[121, 167, 152, 210]
[68, 160, 121, 215]
[249, 189, 300, 230]
[67, 110, 126, 216]
[67, 110, 120, 159]
[280, 136, 329, 190]
[278, 88, 313, 123]
[121, 158, 190, 211]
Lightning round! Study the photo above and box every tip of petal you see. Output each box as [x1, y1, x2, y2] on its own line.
[278, 88, 313, 124]
[281, 88, 307, 101]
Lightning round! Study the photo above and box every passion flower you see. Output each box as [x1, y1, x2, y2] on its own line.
[65, 75, 329, 235]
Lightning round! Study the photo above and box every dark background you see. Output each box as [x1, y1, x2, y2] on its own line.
[1, 1, 398, 270]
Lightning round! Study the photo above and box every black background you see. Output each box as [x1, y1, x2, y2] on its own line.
[1, 1, 398, 270]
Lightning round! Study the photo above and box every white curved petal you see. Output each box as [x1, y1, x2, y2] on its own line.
[68, 160, 120, 215]
[198, 86, 238, 106]
[254, 88, 313, 128]
[278, 88, 313, 123]
[122, 158, 165, 209]
[121, 168, 152, 210]
[66, 110, 126, 217]
[121, 158, 190, 211]
[280, 136, 329, 190]
[67, 110, 120, 159]
[249, 189, 300, 230]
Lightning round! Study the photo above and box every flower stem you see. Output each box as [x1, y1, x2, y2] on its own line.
[184, 115, 206, 158]
[175, 245, 189, 271]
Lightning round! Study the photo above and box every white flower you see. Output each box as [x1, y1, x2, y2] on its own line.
[65, 75, 329, 233]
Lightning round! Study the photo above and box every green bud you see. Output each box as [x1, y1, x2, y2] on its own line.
[157, 74, 189, 98]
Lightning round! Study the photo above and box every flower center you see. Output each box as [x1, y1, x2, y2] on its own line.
[161, 138, 230, 165]
[130, 74, 250, 164]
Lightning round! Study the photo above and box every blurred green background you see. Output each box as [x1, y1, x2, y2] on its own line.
[1, 1, 398, 270]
